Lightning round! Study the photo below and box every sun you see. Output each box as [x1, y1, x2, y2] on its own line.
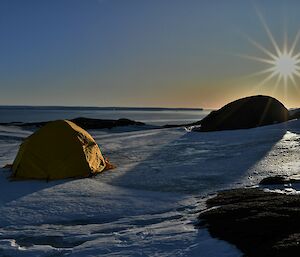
[274, 53, 298, 77]
[240, 9, 300, 91]
[268, 51, 300, 84]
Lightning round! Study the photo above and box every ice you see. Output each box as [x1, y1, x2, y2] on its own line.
[0, 174, 240, 256]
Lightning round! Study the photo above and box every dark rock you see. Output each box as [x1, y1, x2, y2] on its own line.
[259, 175, 300, 185]
[193, 95, 289, 132]
[289, 109, 300, 120]
[259, 175, 289, 185]
[0, 117, 145, 130]
[70, 117, 145, 129]
[198, 188, 300, 257]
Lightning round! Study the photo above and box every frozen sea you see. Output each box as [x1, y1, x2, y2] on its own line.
[0, 107, 300, 257]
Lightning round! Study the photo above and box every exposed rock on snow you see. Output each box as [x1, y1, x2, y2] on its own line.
[289, 109, 300, 120]
[198, 188, 300, 257]
[259, 175, 300, 185]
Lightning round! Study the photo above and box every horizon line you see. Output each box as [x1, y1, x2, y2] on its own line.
[0, 105, 205, 110]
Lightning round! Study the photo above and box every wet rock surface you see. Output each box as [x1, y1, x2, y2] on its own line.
[198, 187, 300, 257]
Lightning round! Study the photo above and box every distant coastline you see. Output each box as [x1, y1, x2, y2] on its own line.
[0, 106, 204, 111]
[0, 105, 208, 125]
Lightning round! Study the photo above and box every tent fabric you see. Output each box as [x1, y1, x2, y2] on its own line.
[12, 120, 106, 180]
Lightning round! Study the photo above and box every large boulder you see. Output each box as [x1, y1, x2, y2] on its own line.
[194, 95, 289, 132]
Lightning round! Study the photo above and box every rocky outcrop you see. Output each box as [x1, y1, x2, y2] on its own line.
[289, 109, 300, 120]
[0, 117, 145, 130]
[193, 95, 289, 132]
[198, 188, 300, 257]
[259, 175, 300, 185]
[70, 117, 145, 129]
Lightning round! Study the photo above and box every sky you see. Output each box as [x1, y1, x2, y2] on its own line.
[0, 0, 300, 109]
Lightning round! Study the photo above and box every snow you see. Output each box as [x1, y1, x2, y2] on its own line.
[0, 168, 240, 256]
[0, 119, 300, 256]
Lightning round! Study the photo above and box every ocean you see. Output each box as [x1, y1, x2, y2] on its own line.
[0, 106, 210, 125]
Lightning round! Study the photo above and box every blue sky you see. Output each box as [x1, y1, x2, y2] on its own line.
[0, 0, 300, 108]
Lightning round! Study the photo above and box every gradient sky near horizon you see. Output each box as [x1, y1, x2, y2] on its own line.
[1, 0, 300, 109]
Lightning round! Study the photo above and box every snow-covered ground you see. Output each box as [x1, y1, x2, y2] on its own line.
[0, 118, 300, 256]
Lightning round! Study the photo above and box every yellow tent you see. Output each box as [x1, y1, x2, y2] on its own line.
[12, 120, 107, 180]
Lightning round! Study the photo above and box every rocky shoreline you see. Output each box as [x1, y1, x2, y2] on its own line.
[198, 185, 300, 257]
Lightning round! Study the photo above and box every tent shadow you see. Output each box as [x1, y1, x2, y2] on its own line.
[0, 169, 67, 205]
[108, 123, 289, 195]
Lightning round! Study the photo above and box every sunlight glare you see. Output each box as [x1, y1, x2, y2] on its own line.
[274, 53, 297, 77]
[241, 9, 300, 90]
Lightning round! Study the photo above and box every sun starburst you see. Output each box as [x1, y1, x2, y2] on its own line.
[240, 9, 300, 92]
